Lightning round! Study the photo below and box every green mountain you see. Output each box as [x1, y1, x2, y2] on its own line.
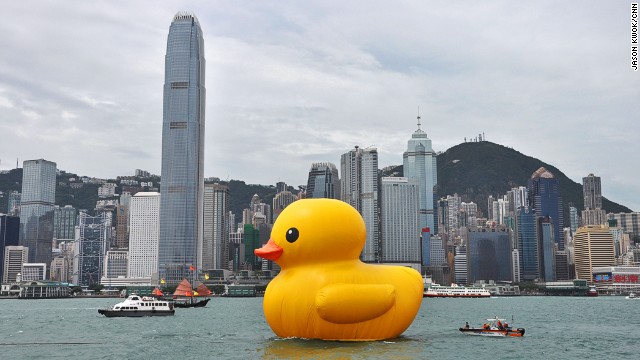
[435, 141, 631, 224]
[1, 141, 632, 226]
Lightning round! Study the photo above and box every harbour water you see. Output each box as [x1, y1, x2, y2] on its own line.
[1, 296, 637, 359]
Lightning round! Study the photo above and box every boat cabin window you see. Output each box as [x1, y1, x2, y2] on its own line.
[131, 297, 139, 301]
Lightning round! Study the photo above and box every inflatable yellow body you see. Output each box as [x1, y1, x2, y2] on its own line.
[255, 198, 423, 341]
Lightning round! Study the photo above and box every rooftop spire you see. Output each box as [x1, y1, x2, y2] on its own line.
[417, 105, 422, 130]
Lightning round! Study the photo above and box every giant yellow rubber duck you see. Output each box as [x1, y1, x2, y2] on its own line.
[255, 198, 423, 341]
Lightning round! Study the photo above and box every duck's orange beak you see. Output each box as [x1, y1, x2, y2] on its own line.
[254, 239, 283, 261]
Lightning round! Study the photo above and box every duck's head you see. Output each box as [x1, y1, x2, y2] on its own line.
[254, 198, 366, 268]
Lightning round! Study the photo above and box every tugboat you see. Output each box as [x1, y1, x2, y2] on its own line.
[459, 317, 525, 337]
[586, 286, 598, 297]
[98, 294, 175, 317]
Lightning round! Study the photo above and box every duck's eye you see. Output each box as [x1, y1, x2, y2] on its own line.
[286, 227, 299, 243]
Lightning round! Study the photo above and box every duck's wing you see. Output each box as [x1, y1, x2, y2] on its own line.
[315, 284, 396, 324]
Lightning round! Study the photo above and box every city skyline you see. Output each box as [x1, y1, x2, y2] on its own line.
[0, 2, 638, 211]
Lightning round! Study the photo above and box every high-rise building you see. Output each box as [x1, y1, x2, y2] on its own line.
[467, 227, 513, 283]
[528, 167, 564, 250]
[73, 212, 111, 286]
[19, 159, 57, 276]
[272, 190, 296, 222]
[380, 177, 420, 263]
[583, 173, 602, 210]
[128, 192, 160, 278]
[555, 250, 569, 280]
[306, 162, 340, 199]
[539, 217, 556, 282]
[341, 146, 379, 262]
[7, 191, 21, 217]
[3, 246, 27, 283]
[511, 249, 521, 283]
[53, 205, 77, 241]
[0, 214, 20, 282]
[460, 201, 478, 230]
[114, 204, 129, 249]
[569, 206, 579, 235]
[243, 224, 260, 269]
[454, 245, 467, 285]
[573, 225, 615, 283]
[403, 116, 437, 234]
[607, 212, 640, 238]
[516, 206, 539, 281]
[158, 12, 206, 285]
[203, 184, 229, 270]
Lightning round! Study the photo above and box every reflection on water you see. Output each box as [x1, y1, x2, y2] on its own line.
[261, 336, 428, 360]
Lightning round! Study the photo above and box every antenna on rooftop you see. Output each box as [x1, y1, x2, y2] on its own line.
[417, 105, 422, 130]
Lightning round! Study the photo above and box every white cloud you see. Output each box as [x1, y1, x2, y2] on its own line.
[0, 0, 638, 211]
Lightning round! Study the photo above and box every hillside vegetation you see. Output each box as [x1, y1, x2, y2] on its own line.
[435, 141, 631, 224]
[1, 142, 632, 226]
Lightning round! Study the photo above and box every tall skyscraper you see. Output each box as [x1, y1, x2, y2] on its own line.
[158, 12, 206, 285]
[73, 212, 111, 286]
[582, 173, 602, 210]
[203, 183, 229, 270]
[380, 177, 420, 263]
[403, 115, 437, 234]
[573, 225, 615, 283]
[539, 217, 556, 282]
[528, 167, 564, 250]
[516, 206, 539, 281]
[341, 146, 379, 262]
[19, 159, 57, 276]
[128, 192, 160, 278]
[306, 162, 341, 199]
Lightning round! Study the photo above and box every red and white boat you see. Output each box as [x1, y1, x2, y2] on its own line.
[459, 317, 525, 337]
[424, 283, 491, 298]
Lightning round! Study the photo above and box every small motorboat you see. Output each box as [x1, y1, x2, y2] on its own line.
[459, 317, 525, 337]
[626, 292, 638, 299]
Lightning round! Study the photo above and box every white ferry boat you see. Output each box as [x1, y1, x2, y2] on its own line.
[424, 283, 491, 298]
[98, 294, 175, 317]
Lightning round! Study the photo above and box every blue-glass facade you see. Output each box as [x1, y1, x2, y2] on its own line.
[528, 168, 564, 250]
[517, 207, 539, 281]
[403, 120, 437, 234]
[19, 159, 56, 276]
[467, 228, 513, 283]
[539, 218, 556, 282]
[159, 12, 206, 285]
[306, 162, 340, 199]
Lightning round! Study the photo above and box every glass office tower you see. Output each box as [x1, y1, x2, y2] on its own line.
[306, 162, 340, 199]
[19, 159, 56, 276]
[403, 116, 438, 234]
[158, 12, 206, 285]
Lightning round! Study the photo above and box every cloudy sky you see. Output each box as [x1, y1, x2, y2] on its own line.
[0, 1, 638, 210]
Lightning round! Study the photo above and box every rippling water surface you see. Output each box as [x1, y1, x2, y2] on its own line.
[0, 296, 637, 359]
